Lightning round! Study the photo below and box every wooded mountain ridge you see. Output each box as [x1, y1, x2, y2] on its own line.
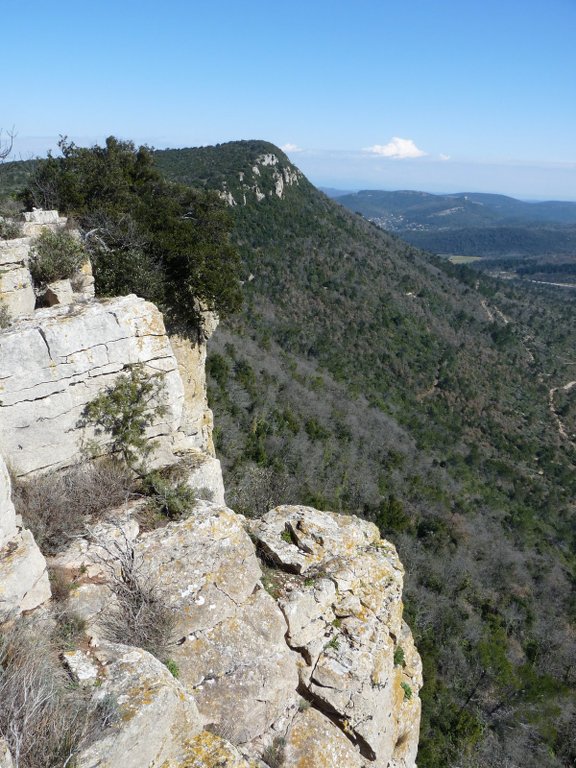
[2, 139, 575, 768]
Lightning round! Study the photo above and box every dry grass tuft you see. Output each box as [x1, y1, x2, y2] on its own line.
[13, 460, 133, 555]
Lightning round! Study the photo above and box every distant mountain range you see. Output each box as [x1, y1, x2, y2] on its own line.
[332, 189, 576, 267]
[333, 189, 576, 227]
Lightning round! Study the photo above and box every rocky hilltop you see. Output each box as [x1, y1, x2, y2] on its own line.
[0, 212, 421, 767]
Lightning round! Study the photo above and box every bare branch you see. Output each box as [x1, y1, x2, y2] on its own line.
[0, 127, 16, 162]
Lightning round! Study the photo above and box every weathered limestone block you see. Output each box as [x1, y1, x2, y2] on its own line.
[20, 209, 67, 237]
[388, 622, 422, 768]
[250, 506, 422, 768]
[0, 237, 32, 267]
[170, 325, 219, 457]
[0, 455, 51, 621]
[135, 503, 299, 742]
[283, 708, 364, 768]
[22, 210, 61, 225]
[52, 502, 300, 747]
[44, 278, 74, 306]
[174, 588, 299, 744]
[0, 295, 203, 477]
[0, 528, 51, 616]
[0, 264, 35, 317]
[0, 739, 13, 768]
[163, 731, 258, 768]
[77, 641, 204, 768]
[180, 450, 226, 505]
[135, 502, 262, 635]
[250, 504, 383, 574]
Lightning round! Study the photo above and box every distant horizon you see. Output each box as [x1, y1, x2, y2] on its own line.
[3, 0, 575, 205]
[6, 134, 576, 205]
[316, 186, 576, 204]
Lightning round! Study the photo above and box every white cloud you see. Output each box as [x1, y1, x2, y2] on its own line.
[364, 137, 426, 159]
[439, 153, 451, 161]
[281, 142, 303, 153]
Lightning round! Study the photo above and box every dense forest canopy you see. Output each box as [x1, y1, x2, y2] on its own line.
[20, 137, 242, 332]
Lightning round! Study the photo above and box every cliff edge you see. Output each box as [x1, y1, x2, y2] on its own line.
[0, 211, 421, 767]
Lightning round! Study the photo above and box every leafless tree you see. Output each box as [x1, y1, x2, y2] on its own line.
[0, 127, 15, 162]
[93, 529, 177, 660]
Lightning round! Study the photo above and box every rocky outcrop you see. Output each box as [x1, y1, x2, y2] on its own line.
[249, 506, 422, 767]
[76, 641, 204, 768]
[0, 211, 94, 323]
[0, 237, 36, 318]
[0, 454, 51, 622]
[283, 707, 364, 768]
[48, 501, 421, 767]
[0, 295, 223, 500]
[0, 211, 421, 766]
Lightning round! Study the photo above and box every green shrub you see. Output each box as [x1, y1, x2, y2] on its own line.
[29, 229, 87, 285]
[0, 218, 21, 239]
[142, 470, 196, 520]
[394, 646, 406, 667]
[22, 137, 242, 332]
[401, 681, 413, 700]
[80, 364, 167, 468]
[164, 658, 180, 678]
[0, 301, 11, 329]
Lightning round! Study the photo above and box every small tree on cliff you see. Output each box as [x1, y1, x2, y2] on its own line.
[22, 136, 242, 333]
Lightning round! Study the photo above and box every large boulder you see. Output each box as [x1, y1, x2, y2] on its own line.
[136, 502, 300, 744]
[77, 641, 204, 768]
[249, 506, 422, 768]
[53, 501, 300, 748]
[282, 707, 364, 768]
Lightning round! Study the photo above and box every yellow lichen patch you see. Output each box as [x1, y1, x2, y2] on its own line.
[118, 679, 163, 722]
[167, 730, 256, 768]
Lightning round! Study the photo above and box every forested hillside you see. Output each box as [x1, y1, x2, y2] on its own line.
[155, 142, 576, 768]
[3, 139, 575, 767]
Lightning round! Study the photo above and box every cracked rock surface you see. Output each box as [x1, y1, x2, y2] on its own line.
[77, 641, 204, 768]
[55, 501, 300, 750]
[0, 454, 51, 622]
[249, 506, 422, 768]
[0, 296, 222, 498]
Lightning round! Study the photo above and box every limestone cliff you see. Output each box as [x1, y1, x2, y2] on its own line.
[0, 211, 421, 767]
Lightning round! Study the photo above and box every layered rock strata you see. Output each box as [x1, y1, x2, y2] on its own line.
[0, 454, 51, 621]
[0, 294, 223, 502]
[0, 210, 94, 321]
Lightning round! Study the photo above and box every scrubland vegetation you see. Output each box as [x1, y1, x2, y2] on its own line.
[1, 138, 574, 767]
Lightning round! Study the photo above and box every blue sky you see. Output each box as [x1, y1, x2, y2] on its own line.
[2, 0, 576, 199]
